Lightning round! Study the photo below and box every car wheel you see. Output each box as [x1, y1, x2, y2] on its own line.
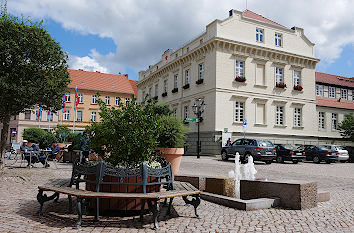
[276, 156, 284, 163]
[340, 160, 346, 163]
[313, 156, 320, 164]
[221, 151, 228, 161]
[292, 160, 298, 164]
[265, 161, 272, 164]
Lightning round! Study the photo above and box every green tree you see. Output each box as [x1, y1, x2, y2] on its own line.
[0, 4, 70, 169]
[22, 127, 57, 149]
[53, 125, 71, 143]
[338, 113, 354, 142]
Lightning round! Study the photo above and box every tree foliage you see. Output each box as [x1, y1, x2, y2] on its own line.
[22, 127, 57, 149]
[53, 125, 71, 143]
[339, 113, 354, 142]
[0, 4, 70, 168]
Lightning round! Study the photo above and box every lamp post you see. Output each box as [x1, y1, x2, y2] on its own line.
[192, 98, 206, 159]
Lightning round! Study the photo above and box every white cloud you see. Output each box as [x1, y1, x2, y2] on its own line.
[69, 53, 109, 73]
[6, 0, 354, 75]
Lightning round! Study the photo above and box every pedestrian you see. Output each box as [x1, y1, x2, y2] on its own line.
[79, 131, 90, 162]
[226, 138, 232, 146]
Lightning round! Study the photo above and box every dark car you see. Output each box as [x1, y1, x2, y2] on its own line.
[344, 146, 354, 163]
[297, 145, 338, 164]
[274, 144, 305, 164]
[221, 138, 276, 164]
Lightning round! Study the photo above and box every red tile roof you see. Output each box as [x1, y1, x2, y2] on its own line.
[67, 69, 137, 96]
[317, 97, 354, 110]
[316, 72, 354, 88]
[129, 80, 138, 98]
[243, 10, 286, 28]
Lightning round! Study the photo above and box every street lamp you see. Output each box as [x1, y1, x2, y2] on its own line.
[192, 98, 206, 159]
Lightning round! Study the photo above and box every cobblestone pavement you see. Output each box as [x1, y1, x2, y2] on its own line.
[0, 158, 353, 232]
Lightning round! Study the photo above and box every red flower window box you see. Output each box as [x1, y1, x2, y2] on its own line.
[196, 79, 204, 85]
[172, 88, 178, 93]
[162, 92, 167, 97]
[235, 76, 246, 82]
[276, 82, 287, 88]
[294, 85, 303, 91]
[183, 84, 190, 89]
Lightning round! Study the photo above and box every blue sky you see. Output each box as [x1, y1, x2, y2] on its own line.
[7, 0, 354, 80]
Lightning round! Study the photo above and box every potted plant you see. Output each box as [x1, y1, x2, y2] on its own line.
[155, 115, 187, 175]
[86, 96, 162, 211]
[276, 82, 287, 88]
[294, 85, 303, 91]
[235, 76, 246, 82]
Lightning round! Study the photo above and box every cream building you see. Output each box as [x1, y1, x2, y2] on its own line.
[137, 9, 353, 155]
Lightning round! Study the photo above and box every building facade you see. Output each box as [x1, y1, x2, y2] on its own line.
[137, 9, 354, 155]
[1, 69, 138, 144]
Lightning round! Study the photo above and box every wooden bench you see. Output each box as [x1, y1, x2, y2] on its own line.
[37, 161, 201, 229]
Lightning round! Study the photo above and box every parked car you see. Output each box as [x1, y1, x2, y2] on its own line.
[344, 146, 354, 163]
[321, 145, 349, 163]
[274, 144, 305, 164]
[297, 145, 338, 164]
[221, 138, 276, 164]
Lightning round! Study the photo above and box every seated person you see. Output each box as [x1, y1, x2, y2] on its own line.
[25, 142, 49, 167]
[50, 141, 60, 160]
[20, 140, 29, 153]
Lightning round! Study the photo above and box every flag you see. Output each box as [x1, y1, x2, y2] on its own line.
[74, 87, 79, 111]
[62, 95, 66, 113]
[37, 105, 42, 119]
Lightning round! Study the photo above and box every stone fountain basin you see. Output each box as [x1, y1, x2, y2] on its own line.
[175, 175, 330, 210]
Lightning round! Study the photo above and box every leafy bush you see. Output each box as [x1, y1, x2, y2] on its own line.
[87, 96, 161, 168]
[23, 127, 47, 143]
[54, 125, 71, 143]
[157, 115, 187, 148]
[67, 132, 82, 151]
[22, 127, 57, 149]
[339, 113, 354, 142]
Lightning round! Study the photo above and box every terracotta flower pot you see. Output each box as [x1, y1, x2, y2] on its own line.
[155, 147, 184, 175]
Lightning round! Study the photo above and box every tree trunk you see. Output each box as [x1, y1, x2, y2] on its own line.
[0, 115, 10, 171]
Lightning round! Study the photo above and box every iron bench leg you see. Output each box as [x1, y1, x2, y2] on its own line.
[140, 199, 146, 222]
[182, 194, 201, 218]
[36, 189, 60, 215]
[68, 195, 73, 214]
[167, 198, 174, 215]
[76, 197, 83, 228]
[148, 199, 160, 230]
[94, 198, 99, 221]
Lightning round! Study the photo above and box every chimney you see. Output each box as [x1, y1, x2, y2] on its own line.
[125, 74, 128, 78]
[229, 9, 233, 17]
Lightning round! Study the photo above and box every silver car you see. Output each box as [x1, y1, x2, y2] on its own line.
[321, 145, 349, 163]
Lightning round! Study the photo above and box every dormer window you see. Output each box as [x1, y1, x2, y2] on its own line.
[275, 33, 282, 46]
[256, 28, 264, 42]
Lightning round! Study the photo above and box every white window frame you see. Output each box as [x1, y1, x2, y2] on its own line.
[293, 71, 301, 86]
[91, 112, 97, 122]
[185, 69, 190, 85]
[65, 93, 71, 102]
[276, 106, 284, 125]
[77, 110, 83, 122]
[184, 106, 189, 119]
[174, 74, 178, 89]
[275, 33, 282, 47]
[234, 101, 244, 122]
[125, 97, 131, 105]
[341, 89, 348, 100]
[316, 85, 324, 97]
[105, 96, 110, 105]
[92, 95, 97, 104]
[78, 93, 83, 103]
[329, 86, 336, 98]
[293, 108, 301, 127]
[318, 112, 325, 130]
[256, 28, 264, 42]
[163, 80, 168, 93]
[155, 84, 158, 97]
[115, 97, 120, 106]
[198, 63, 204, 80]
[64, 110, 70, 121]
[235, 60, 244, 77]
[331, 113, 338, 130]
[275, 67, 283, 84]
